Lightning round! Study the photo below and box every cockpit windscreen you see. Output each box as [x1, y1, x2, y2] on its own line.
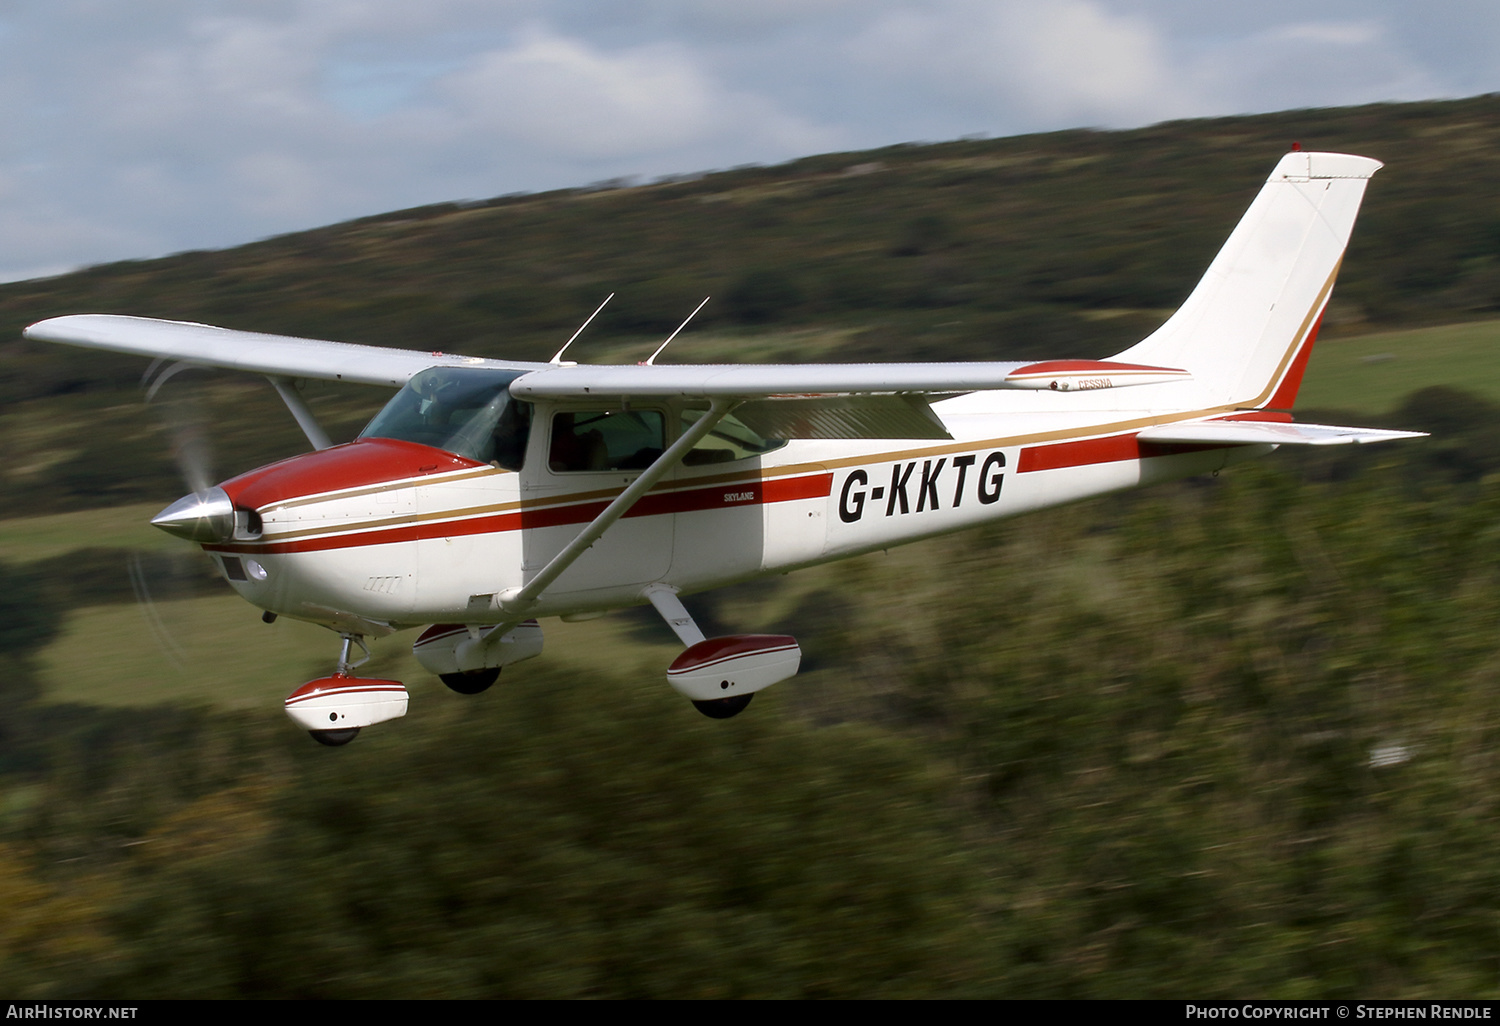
[359, 367, 532, 470]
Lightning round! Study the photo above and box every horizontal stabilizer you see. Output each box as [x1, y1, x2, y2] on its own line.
[1139, 419, 1427, 446]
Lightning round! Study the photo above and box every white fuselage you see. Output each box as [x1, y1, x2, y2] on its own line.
[204, 388, 1268, 635]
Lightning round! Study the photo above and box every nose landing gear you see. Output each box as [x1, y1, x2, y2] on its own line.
[284, 633, 409, 747]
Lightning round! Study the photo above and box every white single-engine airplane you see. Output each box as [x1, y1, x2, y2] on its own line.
[27, 151, 1423, 745]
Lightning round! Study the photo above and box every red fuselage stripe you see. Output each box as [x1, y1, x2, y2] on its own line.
[210, 473, 834, 555]
[1018, 433, 1225, 473]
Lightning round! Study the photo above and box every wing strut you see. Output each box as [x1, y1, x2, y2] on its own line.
[266, 376, 333, 450]
[497, 397, 737, 616]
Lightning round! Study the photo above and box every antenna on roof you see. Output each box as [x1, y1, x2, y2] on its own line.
[550, 293, 614, 365]
[644, 296, 710, 366]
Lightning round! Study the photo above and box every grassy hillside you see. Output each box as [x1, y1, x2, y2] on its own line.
[4, 96, 1500, 517]
[6, 98, 1500, 997]
[8, 451, 1500, 996]
[1300, 319, 1500, 411]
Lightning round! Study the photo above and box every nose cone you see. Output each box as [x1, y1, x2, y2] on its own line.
[152, 486, 235, 543]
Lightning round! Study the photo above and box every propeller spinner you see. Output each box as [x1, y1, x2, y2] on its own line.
[151, 486, 235, 543]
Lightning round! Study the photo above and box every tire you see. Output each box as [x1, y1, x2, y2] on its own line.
[691, 693, 754, 719]
[310, 728, 360, 747]
[440, 667, 501, 694]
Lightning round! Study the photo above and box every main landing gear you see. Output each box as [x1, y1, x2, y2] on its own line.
[283, 633, 410, 747]
[691, 694, 755, 719]
[412, 621, 543, 695]
[643, 585, 802, 719]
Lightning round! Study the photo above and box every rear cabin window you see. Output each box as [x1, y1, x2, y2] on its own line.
[549, 410, 665, 472]
[681, 407, 786, 466]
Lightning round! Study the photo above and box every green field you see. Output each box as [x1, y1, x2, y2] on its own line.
[0, 502, 180, 563]
[35, 592, 693, 711]
[1298, 319, 1500, 412]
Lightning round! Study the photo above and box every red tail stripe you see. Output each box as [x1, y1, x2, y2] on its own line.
[1264, 310, 1326, 410]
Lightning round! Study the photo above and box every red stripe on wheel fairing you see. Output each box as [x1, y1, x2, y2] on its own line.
[668, 635, 800, 675]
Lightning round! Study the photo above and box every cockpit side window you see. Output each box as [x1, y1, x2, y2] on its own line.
[359, 367, 532, 469]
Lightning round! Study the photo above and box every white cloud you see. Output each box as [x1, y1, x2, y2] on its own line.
[437, 29, 718, 158]
[0, 1, 1491, 280]
[846, 0, 1193, 132]
[1183, 15, 1440, 113]
[995, 2, 1183, 123]
[1271, 20, 1381, 47]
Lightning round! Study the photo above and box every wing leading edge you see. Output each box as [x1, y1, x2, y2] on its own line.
[26, 314, 1195, 440]
[24, 314, 549, 388]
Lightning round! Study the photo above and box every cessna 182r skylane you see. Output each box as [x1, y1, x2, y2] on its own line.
[26, 150, 1423, 745]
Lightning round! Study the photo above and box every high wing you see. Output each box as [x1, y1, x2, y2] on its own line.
[24, 314, 1193, 440]
[505, 358, 1191, 398]
[509, 359, 1191, 440]
[23, 313, 550, 388]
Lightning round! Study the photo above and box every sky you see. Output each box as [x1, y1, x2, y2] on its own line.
[0, 0, 1494, 282]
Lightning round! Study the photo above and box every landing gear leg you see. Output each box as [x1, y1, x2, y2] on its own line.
[335, 632, 370, 674]
[306, 633, 371, 744]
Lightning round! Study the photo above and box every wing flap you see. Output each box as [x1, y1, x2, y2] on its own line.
[1139, 420, 1426, 446]
[735, 394, 952, 440]
[24, 314, 547, 388]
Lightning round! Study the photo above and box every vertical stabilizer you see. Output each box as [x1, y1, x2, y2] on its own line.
[1115, 151, 1381, 409]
